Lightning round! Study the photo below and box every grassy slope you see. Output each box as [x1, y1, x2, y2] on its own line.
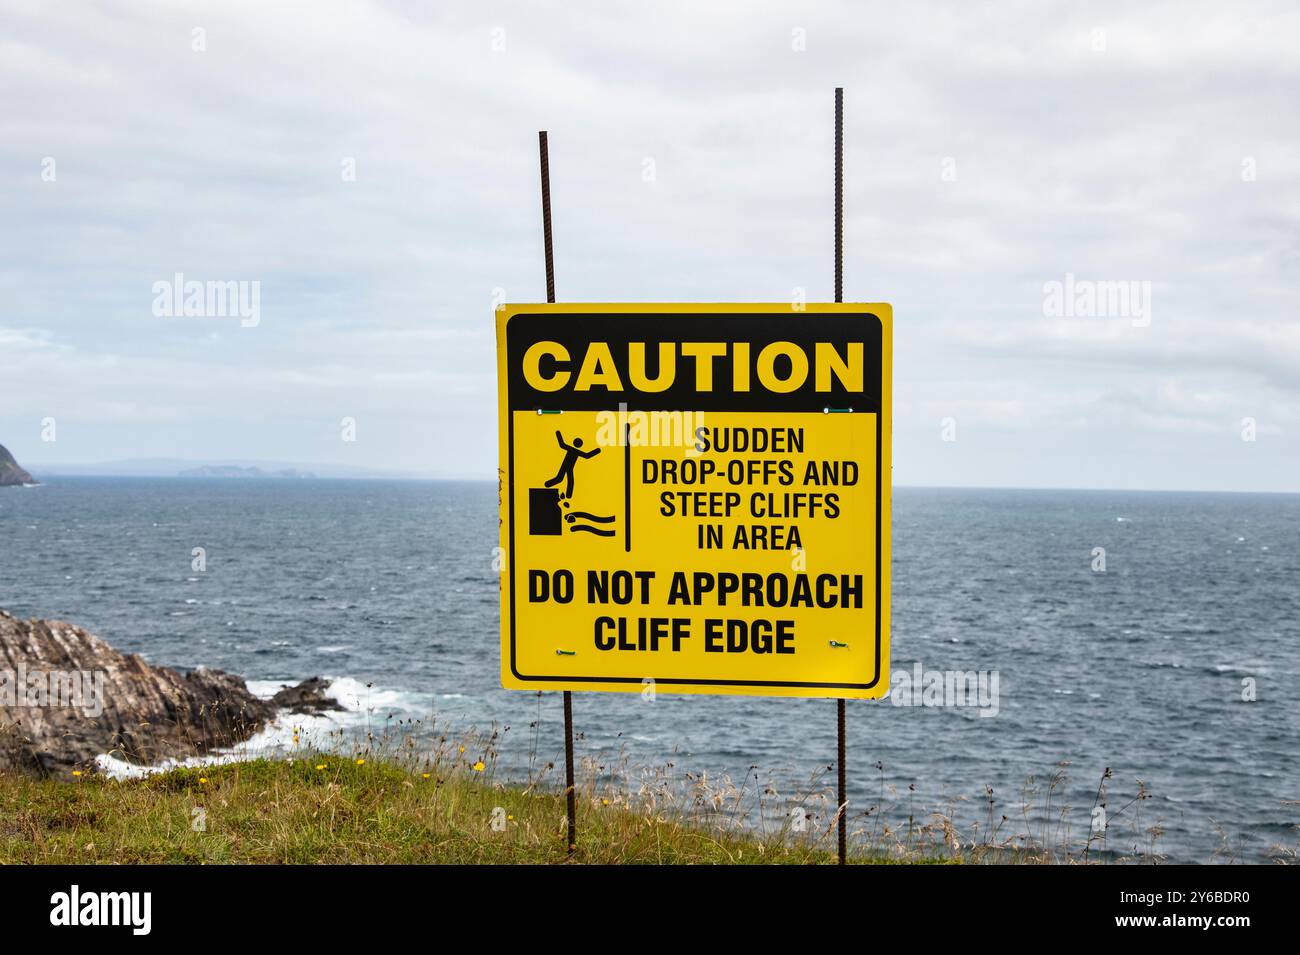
[0, 758, 927, 865]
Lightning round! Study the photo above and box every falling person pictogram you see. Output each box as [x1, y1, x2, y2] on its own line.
[528, 431, 616, 538]
[544, 431, 600, 499]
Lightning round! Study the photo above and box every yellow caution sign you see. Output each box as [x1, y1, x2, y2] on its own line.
[496, 303, 891, 698]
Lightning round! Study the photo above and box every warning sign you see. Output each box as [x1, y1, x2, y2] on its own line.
[496, 303, 891, 698]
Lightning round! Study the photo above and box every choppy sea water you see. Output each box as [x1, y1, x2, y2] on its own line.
[2, 478, 1297, 863]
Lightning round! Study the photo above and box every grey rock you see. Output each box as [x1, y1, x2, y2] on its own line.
[0, 610, 327, 778]
[269, 675, 345, 715]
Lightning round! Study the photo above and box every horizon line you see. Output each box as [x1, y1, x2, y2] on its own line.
[14, 472, 1300, 497]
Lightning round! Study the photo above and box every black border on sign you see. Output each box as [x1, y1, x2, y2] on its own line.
[507, 310, 883, 691]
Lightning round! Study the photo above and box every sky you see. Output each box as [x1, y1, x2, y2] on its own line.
[1, 0, 1297, 490]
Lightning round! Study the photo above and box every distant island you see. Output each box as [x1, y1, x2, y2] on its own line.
[30, 457, 471, 481]
[0, 443, 37, 486]
[178, 465, 317, 479]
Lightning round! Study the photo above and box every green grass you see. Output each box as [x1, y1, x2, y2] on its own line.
[0, 756, 930, 864]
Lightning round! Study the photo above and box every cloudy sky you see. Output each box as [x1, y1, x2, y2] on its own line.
[2, 1, 1297, 490]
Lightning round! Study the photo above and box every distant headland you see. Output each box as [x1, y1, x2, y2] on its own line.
[0, 444, 37, 486]
[32, 458, 464, 480]
[178, 465, 317, 479]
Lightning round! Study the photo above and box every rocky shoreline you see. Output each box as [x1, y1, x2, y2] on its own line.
[0, 609, 341, 778]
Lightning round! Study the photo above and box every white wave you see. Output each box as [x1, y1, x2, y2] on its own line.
[325, 676, 431, 715]
[245, 679, 289, 699]
[1213, 663, 1268, 675]
[93, 677, 432, 781]
[244, 677, 429, 716]
[94, 707, 353, 780]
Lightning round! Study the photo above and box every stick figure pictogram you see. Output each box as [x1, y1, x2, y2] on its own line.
[544, 430, 600, 499]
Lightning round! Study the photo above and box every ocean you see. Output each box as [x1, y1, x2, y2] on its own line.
[2, 477, 1296, 863]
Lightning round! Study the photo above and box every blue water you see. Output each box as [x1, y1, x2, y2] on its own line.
[2, 478, 1297, 862]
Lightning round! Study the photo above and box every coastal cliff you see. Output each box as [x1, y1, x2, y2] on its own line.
[0, 610, 338, 778]
[0, 444, 36, 486]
